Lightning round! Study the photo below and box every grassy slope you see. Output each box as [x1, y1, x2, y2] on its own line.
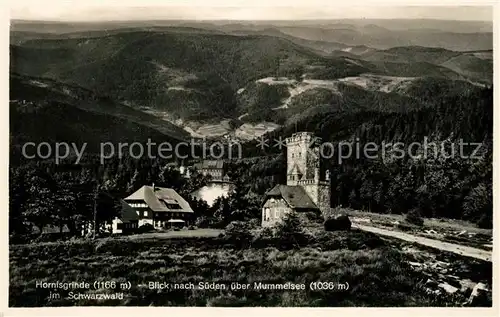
[9, 230, 460, 307]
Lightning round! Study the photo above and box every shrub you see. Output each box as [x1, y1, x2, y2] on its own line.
[324, 215, 351, 231]
[476, 214, 493, 229]
[195, 216, 215, 228]
[274, 213, 308, 249]
[247, 218, 260, 229]
[251, 226, 278, 248]
[136, 223, 155, 234]
[223, 221, 252, 248]
[405, 209, 424, 227]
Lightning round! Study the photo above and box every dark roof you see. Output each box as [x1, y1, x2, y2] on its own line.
[264, 185, 318, 210]
[124, 186, 194, 213]
[120, 199, 139, 222]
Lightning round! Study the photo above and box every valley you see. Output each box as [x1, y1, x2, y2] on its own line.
[10, 20, 492, 143]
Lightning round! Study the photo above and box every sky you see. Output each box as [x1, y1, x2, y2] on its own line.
[9, 1, 494, 21]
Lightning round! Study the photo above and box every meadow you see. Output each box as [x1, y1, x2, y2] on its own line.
[9, 229, 468, 307]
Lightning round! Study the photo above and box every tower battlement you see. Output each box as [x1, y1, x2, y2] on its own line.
[285, 132, 321, 146]
[297, 179, 329, 186]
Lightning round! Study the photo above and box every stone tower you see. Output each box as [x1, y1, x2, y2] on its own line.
[285, 132, 331, 217]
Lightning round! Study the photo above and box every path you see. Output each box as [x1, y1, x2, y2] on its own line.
[353, 224, 492, 262]
[121, 228, 223, 240]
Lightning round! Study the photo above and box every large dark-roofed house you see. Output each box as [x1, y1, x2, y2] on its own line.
[112, 185, 194, 233]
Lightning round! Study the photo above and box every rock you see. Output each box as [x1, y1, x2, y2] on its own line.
[459, 279, 476, 293]
[438, 282, 459, 294]
[392, 220, 400, 225]
[464, 282, 490, 306]
[457, 230, 467, 236]
[324, 214, 351, 231]
[351, 217, 371, 223]
[425, 279, 438, 287]
[408, 261, 422, 267]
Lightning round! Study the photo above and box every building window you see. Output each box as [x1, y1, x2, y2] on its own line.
[144, 211, 148, 217]
[265, 208, 271, 221]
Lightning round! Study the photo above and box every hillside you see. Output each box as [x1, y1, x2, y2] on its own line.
[9, 74, 188, 161]
[275, 26, 492, 51]
[361, 46, 492, 85]
[236, 72, 483, 128]
[10, 31, 328, 121]
[9, 25, 493, 140]
[441, 55, 493, 84]
[361, 46, 461, 64]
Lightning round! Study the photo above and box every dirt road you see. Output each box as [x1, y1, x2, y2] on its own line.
[353, 224, 492, 262]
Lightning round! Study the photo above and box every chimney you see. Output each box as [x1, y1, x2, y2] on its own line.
[325, 170, 330, 181]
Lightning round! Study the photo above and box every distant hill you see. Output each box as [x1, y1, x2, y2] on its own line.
[10, 31, 328, 121]
[441, 54, 493, 84]
[9, 23, 493, 140]
[275, 26, 492, 51]
[361, 46, 460, 64]
[361, 46, 492, 84]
